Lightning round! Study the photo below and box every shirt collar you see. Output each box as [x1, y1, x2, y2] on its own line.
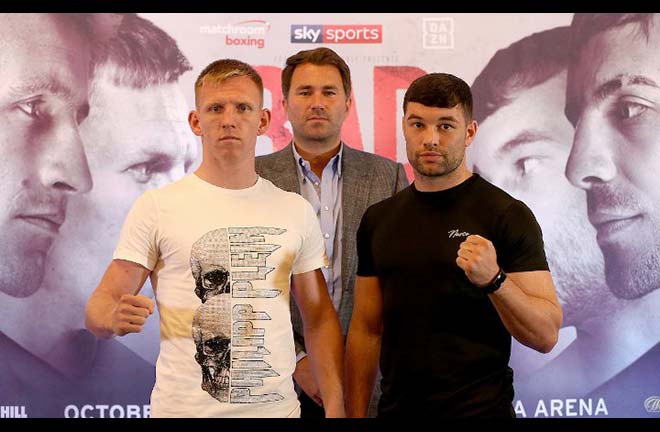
[292, 141, 344, 178]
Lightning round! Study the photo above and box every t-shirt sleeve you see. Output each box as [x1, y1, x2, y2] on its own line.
[113, 191, 160, 271]
[356, 206, 377, 277]
[496, 200, 549, 273]
[291, 199, 328, 275]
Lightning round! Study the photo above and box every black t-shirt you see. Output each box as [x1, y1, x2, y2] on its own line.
[356, 174, 549, 417]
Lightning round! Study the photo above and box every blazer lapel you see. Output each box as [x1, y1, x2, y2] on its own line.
[340, 145, 370, 297]
[264, 143, 301, 194]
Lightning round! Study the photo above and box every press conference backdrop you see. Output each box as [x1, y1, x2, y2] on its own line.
[1, 13, 658, 418]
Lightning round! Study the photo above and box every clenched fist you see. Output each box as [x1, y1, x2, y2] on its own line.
[112, 294, 155, 336]
[456, 234, 500, 288]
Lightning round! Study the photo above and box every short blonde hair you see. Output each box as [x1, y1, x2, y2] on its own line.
[194, 59, 263, 107]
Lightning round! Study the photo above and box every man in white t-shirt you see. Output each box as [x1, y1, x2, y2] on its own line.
[85, 59, 345, 418]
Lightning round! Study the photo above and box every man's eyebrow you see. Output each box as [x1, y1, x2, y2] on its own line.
[567, 73, 660, 124]
[405, 114, 459, 122]
[593, 74, 660, 104]
[497, 130, 554, 157]
[9, 75, 74, 100]
[294, 84, 340, 90]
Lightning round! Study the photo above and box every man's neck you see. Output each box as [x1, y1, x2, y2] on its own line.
[0, 288, 96, 380]
[535, 289, 660, 396]
[294, 139, 341, 179]
[575, 289, 660, 375]
[195, 160, 258, 190]
[413, 166, 473, 192]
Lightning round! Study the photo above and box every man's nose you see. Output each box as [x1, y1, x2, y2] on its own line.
[38, 118, 92, 194]
[423, 128, 441, 149]
[219, 107, 239, 129]
[310, 92, 325, 110]
[565, 112, 617, 190]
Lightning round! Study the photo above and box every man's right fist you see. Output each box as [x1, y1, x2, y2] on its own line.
[112, 294, 155, 336]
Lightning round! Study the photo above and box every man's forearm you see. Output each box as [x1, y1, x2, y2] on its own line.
[344, 329, 381, 417]
[303, 306, 345, 416]
[85, 290, 118, 339]
[489, 273, 562, 353]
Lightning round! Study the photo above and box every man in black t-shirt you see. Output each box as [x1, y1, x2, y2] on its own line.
[344, 73, 563, 418]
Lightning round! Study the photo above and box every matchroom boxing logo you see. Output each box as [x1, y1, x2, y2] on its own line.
[291, 24, 382, 44]
[200, 20, 270, 49]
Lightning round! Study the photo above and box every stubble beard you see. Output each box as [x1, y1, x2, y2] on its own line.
[603, 238, 660, 300]
[412, 150, 463, 178]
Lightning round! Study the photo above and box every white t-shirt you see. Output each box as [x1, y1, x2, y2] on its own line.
[113, 174, 327, 418]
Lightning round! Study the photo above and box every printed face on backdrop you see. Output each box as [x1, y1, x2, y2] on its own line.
[403, 102, 476, 180]
[283, 63, 351, 145]
[41, 66, 197, 325]
[0, 13, 92, 298]
[565, 16, 660, 299]
[189, 75, 269, 167]
[470, 73, 610, 326]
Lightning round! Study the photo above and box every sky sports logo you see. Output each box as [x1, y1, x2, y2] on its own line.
[291, 25, 382, 44]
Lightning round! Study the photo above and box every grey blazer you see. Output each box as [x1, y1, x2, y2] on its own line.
[255, 143, 408, 341]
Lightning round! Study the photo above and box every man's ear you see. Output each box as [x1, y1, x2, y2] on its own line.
[258, 108, 272, 136]
[189, 110, 202, 136]
[465, 120, 478, 147]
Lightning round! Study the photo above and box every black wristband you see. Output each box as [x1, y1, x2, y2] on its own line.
[484, 269, 507, 294]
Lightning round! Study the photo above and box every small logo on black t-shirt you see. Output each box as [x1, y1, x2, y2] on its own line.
[448, 229, 470, 239]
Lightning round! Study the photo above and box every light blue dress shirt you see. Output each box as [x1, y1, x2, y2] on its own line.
[292, 143, 344, 312]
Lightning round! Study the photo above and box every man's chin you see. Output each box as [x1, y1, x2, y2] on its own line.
[606, 266, 658, 300]
[0, 257, 46, 298]
[414, 165, 447, 178]
[603, 243, 660, 299]
[302, 131, 333, 142]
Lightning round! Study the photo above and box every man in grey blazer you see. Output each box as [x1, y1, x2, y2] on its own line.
[256, 47, 408, 417]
